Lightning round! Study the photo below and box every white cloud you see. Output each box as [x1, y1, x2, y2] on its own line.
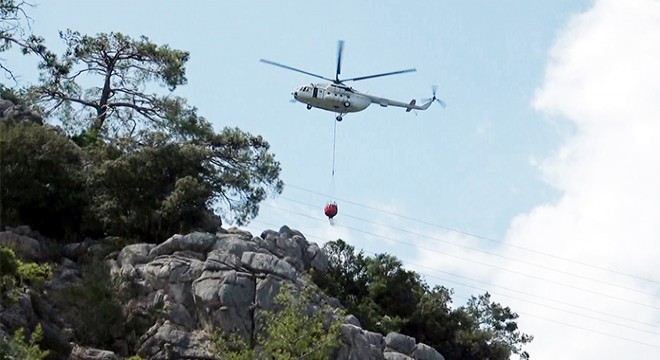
[496, 0, 660, 358]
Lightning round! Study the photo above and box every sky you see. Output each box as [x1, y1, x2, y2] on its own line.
[4, 0, 660, 358]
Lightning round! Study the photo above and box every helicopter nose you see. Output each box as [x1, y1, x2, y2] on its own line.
[292, 91, 298, 98]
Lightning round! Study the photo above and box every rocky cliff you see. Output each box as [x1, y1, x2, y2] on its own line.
[0, 225, 444, 360]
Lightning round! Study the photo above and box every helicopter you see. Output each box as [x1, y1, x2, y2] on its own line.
[261, 41, 445, 121]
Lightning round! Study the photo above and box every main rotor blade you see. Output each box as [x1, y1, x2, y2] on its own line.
[260, 59, 334, 82]
[336, 40, 344, 82]
[341, 68, 417, 82]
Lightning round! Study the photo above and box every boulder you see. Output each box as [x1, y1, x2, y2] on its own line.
[255, 274, 284, 310]
[336, 324, 378, 360]
[306, 241, 329, 273]
[384, 352, 414, 360]
[241, 251, 296, 280]
[385, 332, 417, 356]
[211, 234, 258, 258]
[137, 320, 214, 360]
[193, 269, 255, 337]
[412, 343, 445, 360]
[68, 345, 118, 360]
[117, 243, 155, 267]
[365, 330, 385, 350]
[0, 230, 47, 261]
[149, 232, 217, 258]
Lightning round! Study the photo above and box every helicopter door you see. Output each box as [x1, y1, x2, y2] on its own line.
[312, 87, 319, 98]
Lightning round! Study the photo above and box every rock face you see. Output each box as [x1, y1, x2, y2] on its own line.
[0, 225, 445, 360]
[0, 97, 43, 125]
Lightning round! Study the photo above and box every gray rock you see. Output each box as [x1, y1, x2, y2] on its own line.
[371, 346, 387, 360]
[337, 324, 374, 360]
[204, 250, 242, 271]
[117, 243, 155, 267]
[163, 302, 195, 330]
[278, 225, 305, 239]
[0, 231, 46, 261]
[241, 251, 296, 280]
[211, 234, 258, 258]
[260, 229, 279, 240]
[226, 227, 253, 238]
[255, 274, 283, 310]
[192, 270, 255, 337]
[140, 254, 204, 312]
[0, 293, 34, 332]
[345, 314, 362, 327]
[365, 330, 385, 350]
[384, 352, 414, 360]
[149, 232, 217, 258]
[0, 99, 14, 112]
[385, 332, 417, 356]
[138, 320, 214, 360]
[412, 343, 445, 360]
[68, 345, 118, 360]
[61, 239, 114, 262]
[306, 241, 329, 273]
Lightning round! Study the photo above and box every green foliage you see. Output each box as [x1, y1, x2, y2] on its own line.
[0, 0, 34, 79]
[314, 241, 425, 333]
[81, 126, 281, 242]
[0, 85, 26, 105]
[0, 122, 85, 240]
[0, 246, 18, 275]
[212, 332, 254, 360]
[400, 285, 453, 344]
[213, 285, 343, 360]
[0, 246, 51, 303]
[0, 325, 50, 360]
[53, 262, 124, 351]
[317, 240, 532, 359]
[31, 29, 190, 137]
[16, 261, 52, 288]
[17, 28, 283, 230]
[84, 137, 213, 242]
[453, 292, 533, 360]
[0, 246, 18, 298]
[312, 239, 368, 309]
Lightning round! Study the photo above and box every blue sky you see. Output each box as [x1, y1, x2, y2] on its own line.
[5, 1, 660, 359]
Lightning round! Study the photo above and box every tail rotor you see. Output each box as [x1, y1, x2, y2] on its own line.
[423, 85, 446, 108]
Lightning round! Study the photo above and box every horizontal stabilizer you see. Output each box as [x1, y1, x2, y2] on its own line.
[406, 99, 416, 112]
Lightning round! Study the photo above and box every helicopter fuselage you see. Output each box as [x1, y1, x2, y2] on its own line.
[262, 41, 443, 121]
[292, 83, 370, 113]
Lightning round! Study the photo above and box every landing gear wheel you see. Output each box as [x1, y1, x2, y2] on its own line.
[306, 104, 312, 110]
[336, 115, 343, 122]
[343, 101, 350, 108]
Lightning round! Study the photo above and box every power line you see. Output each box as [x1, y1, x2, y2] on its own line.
[246, 220, 660, 350]
[257, 202, 660, 311]
[402, 260, 660, 336]
[251, 220, 660, 333]
[278, 195, 660, 299]
[283, 183, 660, 286]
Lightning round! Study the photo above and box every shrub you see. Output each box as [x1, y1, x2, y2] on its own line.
[16, 262, 53, 288]
[53, 262, 124, 350]
[0, 122, 85, 241]
[0, 325, 50, 360]
[213, 284, 343, 360]
[0, 246, 52, 302]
